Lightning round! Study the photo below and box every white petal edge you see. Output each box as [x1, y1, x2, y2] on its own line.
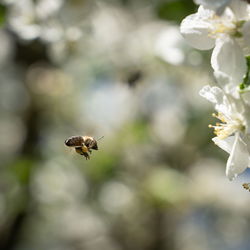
[229, 0, 250, 20]
[194, 0, 232, 14]
[199, 85, 224, 105]
[180, 7, 215, 50]
[225, 132, 249, 180]
[211, 38, 246, 85]
[214, 70, 239, 98]
[212, 136, 235, 154]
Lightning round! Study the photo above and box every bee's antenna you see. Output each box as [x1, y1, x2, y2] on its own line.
[97, 136, 104, 141]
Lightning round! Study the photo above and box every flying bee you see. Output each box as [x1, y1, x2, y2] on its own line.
[65, 135, 103, 160]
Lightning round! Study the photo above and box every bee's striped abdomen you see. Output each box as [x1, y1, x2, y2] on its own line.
[65, 136, 84, 147]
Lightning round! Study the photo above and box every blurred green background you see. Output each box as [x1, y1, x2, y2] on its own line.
[1, 0, 250, 250]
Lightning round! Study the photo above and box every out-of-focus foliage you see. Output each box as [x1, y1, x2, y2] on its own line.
[156, 0, 197, 22]
[0, 4, 6, 26]
[0, 0, 250, 250]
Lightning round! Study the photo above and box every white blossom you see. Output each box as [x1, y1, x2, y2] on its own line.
[181, 0, 250, 181]
[180, 3, 250, 89]
[200, 85, 250, 180]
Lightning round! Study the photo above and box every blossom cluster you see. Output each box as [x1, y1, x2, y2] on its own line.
[180, 0, 250, 180]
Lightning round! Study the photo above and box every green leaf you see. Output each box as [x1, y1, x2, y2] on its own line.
[0, 4, 6, 26]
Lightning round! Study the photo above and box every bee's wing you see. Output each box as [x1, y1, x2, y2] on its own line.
[69, 147, 76, 155]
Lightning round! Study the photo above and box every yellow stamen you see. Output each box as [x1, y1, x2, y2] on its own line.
[207, 16, 237, 39]
[209, 112, 244, 139]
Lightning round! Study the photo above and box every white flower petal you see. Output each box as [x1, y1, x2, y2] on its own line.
[180, 7, 215, 50]
[212, 136, 235, 154]
[243, 111, 250, 135]
[229, 0, 250, 20]
[214, 71, 239, 98]
[242, 21, 250, 55]
[226, 133, 249, 180]
[211, 38, 246, 85]
[214, 70, 231, 87]
[199, 85, 224, 105]
[194, 0, 232, 14]
[242, 134, 250, 152]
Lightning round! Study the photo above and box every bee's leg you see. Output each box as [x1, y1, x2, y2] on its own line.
[81, 144, 90, 159]
[75, 147, 83, 155]
[75, 147, 90, 159]
[82, 152, 90, 160]
[81, 144, 88, 152]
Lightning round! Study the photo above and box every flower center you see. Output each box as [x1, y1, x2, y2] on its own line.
[209, 112, 245, 139]
[208, 16, 239, 38]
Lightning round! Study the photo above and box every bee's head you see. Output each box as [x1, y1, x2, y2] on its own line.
[91, 136, 104, 150]
[90, 139, 98, 150]
[84, 137, 98, 150]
